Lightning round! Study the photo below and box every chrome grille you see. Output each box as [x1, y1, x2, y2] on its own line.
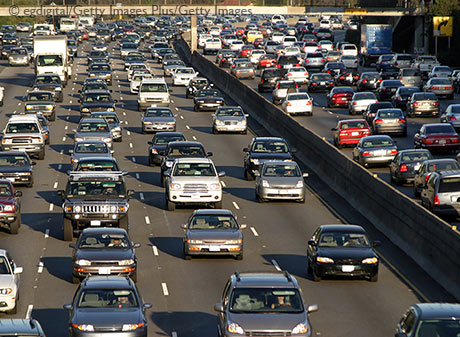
[183, 184, 208, 192]
[246, 332, 291, 336]
[335, 258, 361, 265]
[82, 205, 110, 213]
[270, 185, 296, 189]
[12, 138, 31, 144]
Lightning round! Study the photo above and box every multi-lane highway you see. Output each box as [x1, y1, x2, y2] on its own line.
[0, 24, 455, 337]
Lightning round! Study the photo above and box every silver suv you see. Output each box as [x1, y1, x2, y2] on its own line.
[214, 271, 318, 337]
[421, 170, 460, 217]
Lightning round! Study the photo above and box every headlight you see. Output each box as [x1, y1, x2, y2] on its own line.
[209, 183, 221, 190]
[103, 138, 112, 143]
[216, 120, 224, 125]
[46, 105, 53, 110]
[122, 323, 144, 331]
[250, 159, 259, 165]
[262, 180, 269, 188]
[55, 87, 62, 91]
[362, 257, 378, 264]
[143, 121, 152, 125]
[72, 324, 94, 331]
[107, 108, 115, 112]
[119, 259, 135, 266]
[3, 204, 14, 211]
[196, 99, 204, 103]
[292, 323, 309, 335]
[81, 108, 89, 112]
[76, 259, 91, 266]
[26, 105, 33, 110]
[110, 205, 117, 213]
[296, 180, 303, 188]
[0, 288, 13, 295]
[140, 99, 146, 103]
[187, 239, 203, 244]
[216, 100, 223, 103]
[170, 183, 181, 190]
[227, 323, 244, 335]
[74, 205, 81, 213]
[167, 122, 176, 125]
[75, 138, 83, 142]
[89, 73, 95, 77]
[151, 148, 158, 154]
[241, 119, 247, 125]
[317, 256, 334, 263]
[166, 161, 173, 167]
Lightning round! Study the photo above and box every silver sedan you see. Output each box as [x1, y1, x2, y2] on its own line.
[212, 106, 248, 134]
[348, 92, 378, 115]
[423, 78, 454, 99]
[141, 107, 176, 133]
[352, 135, 398, 167]
[255, 160, 308, 202]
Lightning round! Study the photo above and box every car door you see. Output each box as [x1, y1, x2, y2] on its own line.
[243, 140, 253, 169]
[396, 308, 417, 337]
[218, 280, 232, 334]
[414, 163, 426, 190]
[6, 252, 19, 287]
[390, 153, 400, 178]
[421, 174, 436, 207]
[307, 227, 320, 264]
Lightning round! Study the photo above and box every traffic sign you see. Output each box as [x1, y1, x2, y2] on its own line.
[433, 16, 453, 37]
[345, 8, 368, 14]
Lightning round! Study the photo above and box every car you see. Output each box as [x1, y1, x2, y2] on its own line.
[391, 86, 419, 110]
[0, 319, 46, 336]
[352, 135, 398, 167]
[395, 303, 460, 337]
[137, 78, 170, 110]
[63, 276, 152, 337]
[362, 102, 394, 126]
[390, 53, 414, 69]
[163, 60, 185, 77]
[423, 78, 454, 99]
[74, 118, 113, 149]
[429, 65, 453, 79]
[327, 86, 354, 108]
[120, 42, 138, 59]
[331, 119, 371, 148]
[141, 107, 176, 133]
[243, 137, 294, 180]
[272, 80, 298, 105]
[357, 72, 382, 92]
[7, 47, 29, 66]
[70, 141, 113, 171]
[69, 228, 139, 283]
[182, 209, 245, 260]
[323, 61, 346, 77]
[218, 50, 239, 68]
[406, 92, 440, 118]
[254, 160, 307, 202]
[440, 104, 460, 131]
[0, 179, 22, 234]
[0, 151, 35, 189]
[307, 224, 380, 282]
[308, 73, 334, 92]
[379, 65, 400, 80]
[79, 82, 110, 100]
[413, 159, 460, 197]
[0, 249, 23, 313]
[414, 123, 460, 153]
[258, 68, 284, 92]
[389, 149, 432, 185]
[88, 63, 113, 85]
[348, 92, 378, 115]
[412, 55, 440, 75]
[164, 157, 225, 211]
[88, 50, 109, 65]
[148, 132, 185, 166]
[130, 73, 153, 94]
[231, 62, 256, 79]
[304, 52, 325, 70]
[372, 108, 407, 136]
[214, 271, 318, 337]
[212, 106, 248, 134]
[376, 79, 404, 101]
[2, 115, 45, 160]
[24, 90, 56, 121]
[185, 77, 210, 98]
[281, 92, 313, 116]
[285, 66, 309, 84]
[32, 74, 63, 102]
[398, 68, 422, 88]
[74, 157, 120, 172]
[172, 67, 198, 86]
[421, 171, 460, 216]
[16, 22, 32, 32]
[376, 54, 394, 72]
[79, 90, 117, 118]
[193, 88, 225, 112]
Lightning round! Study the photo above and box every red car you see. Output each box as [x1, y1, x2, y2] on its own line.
[332, 119, 372, 148]
[0, 180, 22, 234]
[239, 45, 254, 58]
[82, 30, 89, 40]
[414, 123, 460, 152]
[327, 87, 355, 108]
[258, 54, 276, 68]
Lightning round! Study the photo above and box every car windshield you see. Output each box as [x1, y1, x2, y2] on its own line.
[362, 138, 394, 148]
[75, 143, 108, 154]
[251, 141, 288, 153]
[0, 256, 12, 274]
[6, 122, 39, 133]
[189, 214, 238, 230]
[122, 43, 137, 49]
[173, 163, 216, 176]
[145, 109, 173, 117]
[92, 115, 118, 124]
[288, 94, 310, 101]
[0, 182, 13, 196]
[84, 83, 108, 91]
[229, 288, 304, 313]
[399, 87, 419, 95]
[78, 122, 109, 133]
[196, 90, 221, 97]
[91, 64, 110, 71]
[425, 125, 454, 134]
[318, 231, 370, 247]
[11, 48, 27, 55]
[83, 94, 112, 103]
[35, 76, 60, 85]
[37, 55, 63, 67]
[77, 160, 118, 171]
[355, 93, 376, 100]
[401, 152, 431, 162]
[167, 145, 205, 157]
[190, 79, 208, 86]
[217, 108, 243, 117]
[78, 233, 130, 249]
[141, 83, 167, 92]
[340, 121, 367, 129]
[431, 79, 452, 85]
[427, 161, 460, 172]
[362, 73, 379, 79]
[377, 110, 403, 118]
[450, 106, 460, 113]
[263, 164, 300, 177]
[414, 93, 437, 100]
[414, 319, 460, 337]
[436, 66, 451, 72]
[176, 68, 194, 74]
[66, 180, 125, 197]
[27, 93, 52, 101]
[264, 69, 283, 78]
[154, 135, 185, 145]
[78, 289, 138, 308]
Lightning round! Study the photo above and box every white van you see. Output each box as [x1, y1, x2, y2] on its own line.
[137, 78, 170, 110]
[271, 15, 286, 24]
[340, 44, 358, 57]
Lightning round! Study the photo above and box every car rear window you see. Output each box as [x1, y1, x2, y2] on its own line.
[263, 69, 283, 78]
[397, 55, 413, 61]
[440, 178, 460, 193]
[425, 125, 455, 134]
[402, 69, 420, 76]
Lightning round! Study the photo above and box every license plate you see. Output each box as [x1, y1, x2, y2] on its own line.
[90, 220, 101, 226]
[98, 267, 111, 275]
[342, 265, 355, 272]
[351, 132, 359, 136]
[414, 164, 420, 171]
[320, 82, 325, 85]
[279, 190, 292, 195]
[440, 139, 446, 145]
[374, 150, 386, 156]
[209, 246, 220, 252]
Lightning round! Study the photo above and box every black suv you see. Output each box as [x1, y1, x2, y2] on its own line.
[258, 68, 284, 93]
[243, 137, 295, 180]
[214, 271, 318, 337]
[69, 227, 139, 283]
[79, 90, 117, 118]
[32, 74, 63, 102]
[58, 171, 134, 241]
[63, 276, 152, 337]
[0, 319, 46, 337]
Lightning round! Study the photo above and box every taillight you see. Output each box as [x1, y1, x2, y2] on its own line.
[400, 164, 407, 172]
[287, 73, 292, 76]
[339, 76, 345, 80]
[221, 58, 226, 62]
[361, 79, 367, 83]
[353, 101, 357, 105]
[453, 138, 459, 143]
[413, 102, 420, 107]
[389, 149, 398, 155]
[398, 118, 406, 123]
[450, 116, 457, 121]
[446, 86, 453, 90]
[362, 151, 371, 157]
[375, 119, 383, 124]
[312, 83, 317, 86]
[327, 70, 331, 73]
[395, 61, 398, 66]
[433, 102, 440, 106]
[296, 63, 300, 66]
[286, 102, 292, 106]
[425, 173, 431, 182]
[276, 64, 281, 68]
[306, 101, 312, 105]
[433, 74, 437, 77]
[304, 72, 308, 76]
[434, 195, 440, 205]
[378, 78, 383, 82]
[321, 58, 325, 62]
[382, 88, 387, 92]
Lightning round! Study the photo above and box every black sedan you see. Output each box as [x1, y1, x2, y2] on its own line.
[391, 86, 420, 110]
[389, 149, 432, 185]
[148, 132, 185, 166]
[357, 72, 382, 92]
[0, 151, 35, 187]
[79, 90, 117, 118]
[63, 276, 152, 337]
[69, 227, 139, 283]
[335, 70, 360, 86]
[243, 137, 295, 181]
[307, 224, 380, 282]
[308, 73, 334, 92]
[376, 80, 404, 101]
[379, 65, 400, 80]
[185, 78, 210, 98]
[193, 89, 224, 112]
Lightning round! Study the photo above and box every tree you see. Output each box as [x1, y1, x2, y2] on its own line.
[430, 0, 460, 15]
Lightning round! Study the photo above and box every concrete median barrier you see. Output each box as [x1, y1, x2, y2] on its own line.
[174, 38, 460, 299]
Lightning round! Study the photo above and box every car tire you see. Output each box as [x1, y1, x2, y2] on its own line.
[130, 270, 138, 283]
[63, 218, 73, 241]
[37, 148, 45, 160]
[10, 216, 19, 234]
[212, 127, 218, 134]
[50, 112, 56, 122]
[246, 169, 254, 181]
[194, 105, 199, 112]
[166, 198, 175, 211]
[184, 245, 191, 260]
[413, 185, 421, 198]
[214, 200, 223, 209]
[72, 274, 80, 284]
[45, 137, 50, 145]
[258, 86, 264, 93]
[312, 268, 321, 282]
[241, 129, 247, 135]
[235, 253, 243, 260]
[119, 216, 129, 232]
[186, 92, 190, 98]
[369, 273, 378, 282]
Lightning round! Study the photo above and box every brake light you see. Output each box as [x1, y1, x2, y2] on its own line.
[434, 195, 440, 205]
[321, 58, 325, 62]
[327, 70, 331, 74]
[378, 78, 383, 82]
[221, 58, 226, 62]
[305, 59, 309, 63]
[375, 119, 383, 124]
[430, 86, 439, 90]
[286, 102, 292, 106]
[425, 173, 431, 182]
[361, 79, 367, 83]
[400, 164, 408, 172]
[382, 88, 387, 92]
[306, 101, 312, 105]
[312, 83, 317, 86]
[433, 74, 437, 77]
[286, 73, 292, 76]
[304, 72, 308, 76]
[339, 76, 345, 80]
[353, 101, 357, 105]
[433, 102, 440, 106]
[260, 79, 264, 83]
[398, 118, 406, 123]
[413, 102, 420, 107]
[424, 138, 432, 144]
[395, 61, 398, 66]
[296, 63, 300, 67]
[276, 64, 281, 68]
[446, 86, 453, 90]
[389, 149, 398, 155]
[362, 151, 371, 157]
[453, 138, 459, 143]
[450, 116, 457, 121]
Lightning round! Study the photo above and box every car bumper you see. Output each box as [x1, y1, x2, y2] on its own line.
[0, 294, 16, 312]
[70, 327, 147, 337]
[185, 243, 242, 256]
[395, 171, 416, 183]
[419, 143, 460, 151]
[9, 59, 28, 65]
[285, 106, 313, 114]
[149, 154, 163, 165]
[142, 124, 175, 132]
[0, 175, 33, 185]
[412, 108, 439, 116]
[73, 264, 136, 279]
[259, 187, 304, 200]
[315, 262, 378, 278]
[350, 106, 367, 113]
[374, 126, 406, 134]
[2, 144, 44, 155]
[432, 90, 454, 96]
[138, 101, 169, 109]
[214, 124, 247, 132]
[329, 99, 349, 107]
[168, 191, 222, 203]
[64, 214, 127, 227]
[338, 137, 362, 145]
[0, 213, 18, 223]
[360, 155, 395, 166]
[173, 79, 191, 86]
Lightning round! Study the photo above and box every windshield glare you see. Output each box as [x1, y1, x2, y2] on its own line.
[252, 141, 288, 153]
[75, 143, 108, 153]
[173, 163, 216, 176]
[78, 233, 129, 249]
[66, 181, 125, 196]
[230, 288, 304, 313]
[6, 122, 39, 133]
[189, 215, 238, 230]
[78, 289, 138, 308]
[318, 232, 370, 248]
[263, 164, 300, 177]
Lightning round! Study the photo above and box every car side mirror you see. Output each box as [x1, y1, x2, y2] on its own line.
[308, 240, 316, 246]
[207, 152, 213, 157]
[110, 150, 115, 154]
[291, 148, 297, 153]
[127, 190, 135, 197]
[14, 267, 23, 274]
[14, 190, 22, 197]
[302, 173, 309, 178]
[133, 242, 141, 248]
[148, 141, 153, 145]
[218, 171, 226, 177]
[240, 224, 247, 229]
[243, 147, 249, 152]
[372, 240, 381, 247]
[331, 127, 337, 131]
[69, 243, 76, 249]
[63, 304, 73, 310]
[181, 224, 187, 229]
[214, 303, 224, 312]
[254, 170, 260, 177]
[307, 304, 319, 313]
[143, 303, 153, 310]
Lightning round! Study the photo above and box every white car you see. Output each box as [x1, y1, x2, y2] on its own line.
[0, 249, 23, 314]
[229, 40, 244, 51]
[281, 92, 313, 116]
[222, 35, 238, 48]
[319, 20, 331, 29]
[283, 47, 301, 56]
[0, 86, 4, 106]
[318, 40, 334, 51]
[198, 34, 212, 48]
[203, 38, 222, 55]
[429, 65, 453, 79]
[131, 73, 153, 94]
[172, 67, 198, 86]
[348, 92, 378, 115]
[249, 50, 265, 64]
[285, 66, 309, 84]
[272, 32, 284, 43]
[340, 55, 358, 69]
[340, 43, 358, 57]
[282, 36, 297, 47]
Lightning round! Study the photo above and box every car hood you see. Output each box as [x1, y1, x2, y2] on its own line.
[228, 312, 306, 332]
[187, 229, 241, 240]
[81, 103, 115, 108]
[0, 165, 32, 173]
[75, 248, 134, 261]
[216, 116, 245, 122]
[170, 176, 219, 183]
[317, 247, 376, 259]
[250, 153, 293, 161]
[0, 274, 14, 288]
[75, 132, 112, 139]
[73, 308, 142, 325]
[265, 176, 301, 185]
[144, 117, 175, 123]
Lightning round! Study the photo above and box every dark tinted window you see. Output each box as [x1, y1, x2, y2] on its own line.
[440, 178, 460, 193]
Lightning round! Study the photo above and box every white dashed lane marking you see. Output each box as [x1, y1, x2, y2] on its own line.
[162, 283, 169, 296]
[37, 262, 44, 273]
[145, 216, 150, 225]
[180, 115, 184, 119]
[221, 181, 226, 187]
[139, 192, 144, 200]
[53, 182, 58, 189]
[250, 227, 259, 237]
[45, 229, 49, 238]
[48, 204, 54, 211]
[25, 305, 33, 319]
[192, 136, 197, 140]
[232, 201, 240, 210]
[152, 246, 159, 256]
[186, 125, 190, 129]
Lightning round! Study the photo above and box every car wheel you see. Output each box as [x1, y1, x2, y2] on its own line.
[212, 127, 218, 134]
[119, 216, 129, 232]
[10, 216, 19, 234]
[369, 273, 378, 282]
[235, 253, 243, 260]
[390, 173, 395, 183]
[130, 270, 138, 283]
[50, 112, 56, 122]
[312, 268, 321, 282]
[184, 245, 192, 260]
[166, 198, 175, 211]
[63, 217, 73, 241]
[246, 169, 254, 181]
[214, 200, 223, 209]
[413, 185, 421, 198]
[194, 105, 199, 112]
[241, 129, 247, 135]
[72, 274, 80, 284]
[37, 148, 45, 160]
[186, 92, 190, 98]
